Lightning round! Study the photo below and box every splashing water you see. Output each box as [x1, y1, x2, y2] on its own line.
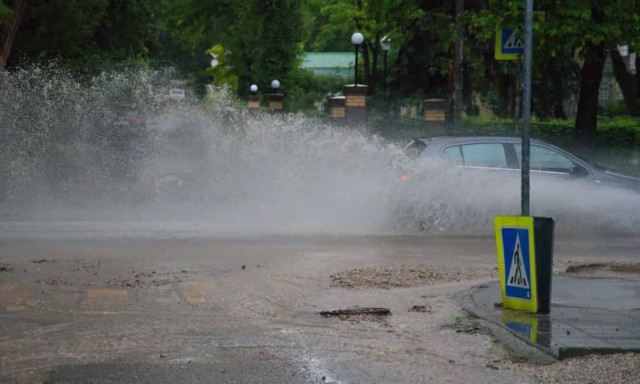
[1, 65, 639, 235]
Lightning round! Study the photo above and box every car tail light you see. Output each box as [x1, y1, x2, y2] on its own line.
[400, 174, 410, 182]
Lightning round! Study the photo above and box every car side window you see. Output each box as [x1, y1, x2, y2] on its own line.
[443, 146, 463, 165]
[514, 144, 574, 173]
[460, 143, 508, 168]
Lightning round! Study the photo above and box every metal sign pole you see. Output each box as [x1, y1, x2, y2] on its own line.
[514, 61, 522, 135]
[521, 0, 534, 216]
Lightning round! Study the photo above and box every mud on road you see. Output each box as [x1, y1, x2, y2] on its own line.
[0, 233, 639, 383]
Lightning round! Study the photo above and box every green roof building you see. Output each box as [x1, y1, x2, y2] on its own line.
[299, 52, 355, 77]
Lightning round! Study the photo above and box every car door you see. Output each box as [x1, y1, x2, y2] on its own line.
[439, 141, 521, 189]
[442, 141, 516, 172]
[511, 143, 588, 181]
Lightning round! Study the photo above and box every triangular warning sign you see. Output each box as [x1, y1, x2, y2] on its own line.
[507, 234, 529, 288]
[504, 28, 524, 49]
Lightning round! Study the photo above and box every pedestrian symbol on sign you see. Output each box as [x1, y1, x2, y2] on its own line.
[504, 28, 524, 49]
[500, 226, 533, 302]
[495, 27, 526, 60]
[507, 234, 529, 288]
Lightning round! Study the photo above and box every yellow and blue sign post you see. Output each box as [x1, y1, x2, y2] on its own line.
[495, 216, 554, 314]
[495, 28, 524, 60]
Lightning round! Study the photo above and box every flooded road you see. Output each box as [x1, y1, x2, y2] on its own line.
[1, 227, 639, 383]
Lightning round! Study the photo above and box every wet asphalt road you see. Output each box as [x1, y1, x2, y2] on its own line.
[1, 224, 639, 383]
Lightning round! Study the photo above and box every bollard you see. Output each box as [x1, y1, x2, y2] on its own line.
[248, 94, 260, 116]
[267, 93, 284, 114]
[422, 98, 449, 136]
[327, 96, 346, 124]
[422, 98, 447, 121]
[494, 216, 555, 314]
[344, 84, 368, 126]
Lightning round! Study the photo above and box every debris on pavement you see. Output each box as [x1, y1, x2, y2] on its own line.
[409, 304, 432, 313]
[36, 279, 73, 287]
[29, 259, 56, 264]
[330, 264, 495, 289]
[500, 353, 640, 384]
[107, 270, 193, 288]
[445, 315, 488, 335]
[320, 307, 390, 317]
[560, 262, 640, 280]
[320, 308, 391, 326]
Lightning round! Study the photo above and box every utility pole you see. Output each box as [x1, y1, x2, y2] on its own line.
[453, 0, 464, 131]
[514, 61, 522, 134]
[0, 0, 27, 70]
[521, 0, 534, 216]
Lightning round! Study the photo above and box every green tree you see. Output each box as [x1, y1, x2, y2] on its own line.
[393, 1, 455, 102]
[1, 0, 26, 69]
[317, 0, 424, 92]
[610, 48, 639, 117]
[468, 0, 640, 144]
[163, 0, 303, 100]
[0, 2, 12, 25]
[9, 0, 164, 73]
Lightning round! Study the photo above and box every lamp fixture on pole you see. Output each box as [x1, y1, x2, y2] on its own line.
[270, 79, 280, 94]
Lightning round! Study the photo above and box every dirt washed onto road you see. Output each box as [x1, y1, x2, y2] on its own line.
[559, 261, 640, 280]
[498, 353, 640, 384]
[330, 264, 496, 289]
[1, 234, 639, 383]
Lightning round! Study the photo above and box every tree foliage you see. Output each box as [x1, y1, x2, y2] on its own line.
[466, 0, 640, 141]
[3, 0, 640, 122]
[313, 0, 424, 92]
[0, 2, 12, 26]
[9, 0, 162, 72]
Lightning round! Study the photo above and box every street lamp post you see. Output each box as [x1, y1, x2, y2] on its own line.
[351, 32, 364, 85]
[380, 36, 391, 93]
[344, 32, 368, 126]
[248, 84, 259, 116]
[267, 79, 284, 114]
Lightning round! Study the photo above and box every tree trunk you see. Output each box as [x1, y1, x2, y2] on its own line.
[574, 42, 606, 147]
[362, 42, 370, 86]
[637, 54, 640, 115]
[370, 41, 378, 93]
[548, 57, 567, 119]
[453, 0, 464, 121]
[0, 0, 26, 70]
[610, 49, 638, 116]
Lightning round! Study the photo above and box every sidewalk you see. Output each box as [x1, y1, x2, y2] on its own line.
[465, 276, 640, 359]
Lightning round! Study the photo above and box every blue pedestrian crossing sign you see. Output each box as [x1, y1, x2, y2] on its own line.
[495, 216, 538, 313]
[495, 28, 524, 60]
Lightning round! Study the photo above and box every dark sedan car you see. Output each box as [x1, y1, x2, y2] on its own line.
[392, 136, 640, 231]
[402, 136, 640, 191]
